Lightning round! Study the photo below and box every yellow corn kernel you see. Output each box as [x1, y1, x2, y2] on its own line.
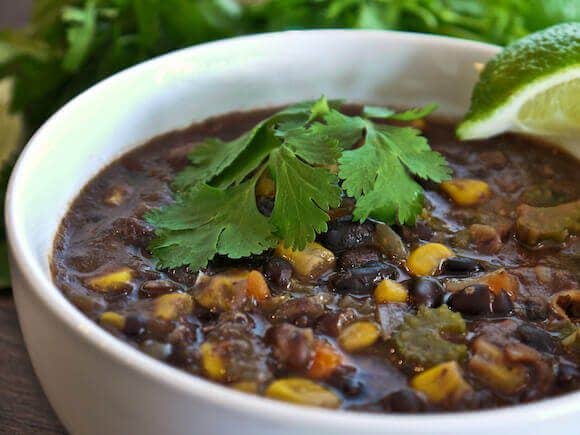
[411, 361, 472, 404]
[374, 279, 408, 304]
[99, 311, 125, 330]
[265, 378, 341, 408]
[441, 179, 491, 207]
[256, 171, 276, 197]
[153, 293, 193, 321]
[407, 243, 453, 276]
[200, 342, 227, 382]
[231, 381, 259, 394]
[195, 272, 249, 312]
[104, 186, 129, 206]
[338, 321, 380, 353]
[275, 242, 335, 281]
[246, 270, 271, 301]
[86, 267, 134, 292]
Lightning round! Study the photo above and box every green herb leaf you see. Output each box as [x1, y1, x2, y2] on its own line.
[362, 106, 395, 119]
[148, 97, 449, 270]
[363, 103, 438, 121]
[339, 122, 451, 224]
[173, 122, 267, 191]
[147, 177, 276, 270]
[269, 146, 342, 249]
[388, 103, 439, 121]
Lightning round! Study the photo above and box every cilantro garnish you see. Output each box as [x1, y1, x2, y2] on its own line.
[146, 97, 451, 270]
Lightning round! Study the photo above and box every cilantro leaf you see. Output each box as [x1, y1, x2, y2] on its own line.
[362, 106, 395, 119]
[173, 121, 268, 191]
[149, 97, 450, 270]
[363, 103, 438, 121]
[146, 178, 276, 270]
[269, 146, 342, 249]
[388, 103, 438, 121]
[277, 109, 365, 165]
[339, 123, 450, 224]
[377, 125, 452, 182]
[174, 99, 328, 190]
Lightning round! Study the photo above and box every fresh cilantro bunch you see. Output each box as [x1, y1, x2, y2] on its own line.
[2, 0, 577, 131]
[146, 97, 451, 270]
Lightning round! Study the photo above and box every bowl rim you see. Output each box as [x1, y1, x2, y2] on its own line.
[6, 29, 580, 432]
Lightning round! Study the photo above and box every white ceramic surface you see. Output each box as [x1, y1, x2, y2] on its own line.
[6, 30, 580, 435]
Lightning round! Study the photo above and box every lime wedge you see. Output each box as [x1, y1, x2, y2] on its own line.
[457, 23, 580, 158]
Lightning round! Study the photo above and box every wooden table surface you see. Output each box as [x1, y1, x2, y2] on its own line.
[0, 291, 66, 434]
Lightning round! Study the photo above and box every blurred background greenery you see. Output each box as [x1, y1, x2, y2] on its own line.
[0, 0, 578, 287]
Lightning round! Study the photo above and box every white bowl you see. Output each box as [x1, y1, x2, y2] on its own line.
[6, 30, 580, 435]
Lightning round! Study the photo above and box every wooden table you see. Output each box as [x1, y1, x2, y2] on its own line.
[0, 291, 66, 433]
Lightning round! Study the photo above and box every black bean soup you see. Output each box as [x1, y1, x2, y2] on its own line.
[52, 106, 580, 413]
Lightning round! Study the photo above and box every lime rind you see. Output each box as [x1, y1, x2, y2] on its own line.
[457, 66, 580, 156]
[457, 23, 580, 156]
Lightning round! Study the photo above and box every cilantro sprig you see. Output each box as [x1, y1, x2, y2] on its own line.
[146, 97, 451, 270]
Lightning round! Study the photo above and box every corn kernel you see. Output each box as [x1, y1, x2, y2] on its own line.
[374, 279, 408, 304]
[153, 293, 193, 320]
[411, 361, 472, 404]
[104, 185, 130, 206]
[231, 381, 259, 394]
[200, 342, 227, 381]
[100, 311, 125, 330]
[246, 270, 270, 301]
[338, 321, 380, 353]
[441, 179, 491, 207]
[308, 342, 343, 379]
[407, 243, 453, 276]
[86, 267, 134, 292]
[195, 272, 249, 312]
[265, 378, 341, 408]
[255, 171, 276, 197]
[275, 242, 335, 281]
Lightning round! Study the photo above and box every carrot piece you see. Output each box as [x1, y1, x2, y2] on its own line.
[247, 270, 271, 301]
[308, 341, 343, 379]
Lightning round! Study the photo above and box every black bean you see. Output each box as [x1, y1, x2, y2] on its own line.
[492, 289, 514, 315]
[557, 363, 580, 388]
[332, 261, 398, 294]
[165, 266, 198, 287]
[124, 314, 146, 336]
[265, 324, 313, 371]
[409, 277, 444, 308]
[139, 279, 180, 298]
[321, 220, 374, 252]
[382, 390, 425, 413]
[315, 309, 356, 337]
[263, 257, 293, 289]
[328, 365, 364, 397]
[271, 297, 325, 326]
[448, 284, 493, 315]
[442, 257, 482, 275]
[523, 296, 549, 321]
[516, 324, 559, 354]
[337, 248, 381, 270]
